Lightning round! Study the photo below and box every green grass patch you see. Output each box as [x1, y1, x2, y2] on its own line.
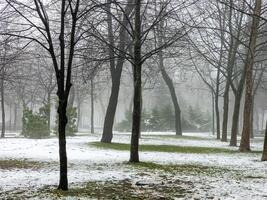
[0, 159, 44, 169]
[142, 134, 212, 141]
[127, 161, 232, 177]
[90, 141, 240, 154]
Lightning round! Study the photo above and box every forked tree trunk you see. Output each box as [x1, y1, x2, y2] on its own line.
[130, 0, 141, 163]
[239, 0, 261, 152]
[158, 23, 182, 136]
[101, 0, 134, 143]
[1, 78, 5, 138]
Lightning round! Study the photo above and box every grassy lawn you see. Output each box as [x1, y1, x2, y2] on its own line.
[90, 141, 260, 154]
[47, 178, 192, 200]
[141, 134, 212, 141]
[0, 159, 44, 170]
[126, 161, 242, 178]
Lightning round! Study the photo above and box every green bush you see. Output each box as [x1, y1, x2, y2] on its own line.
[116, 103, 212, 132]
[22, 106, 49, 139]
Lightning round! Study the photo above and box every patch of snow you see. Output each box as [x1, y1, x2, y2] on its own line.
[0, 132, 266, 199]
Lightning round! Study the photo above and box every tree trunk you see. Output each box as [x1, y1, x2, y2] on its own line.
[215, 95, 220, 139]
[230, 91, 242, 146]
[101, 77, 120, 142]
[261, 121, 267, 161]
[101, 0, 133, 143]
[222, 82, 230, 142]
[90, 78, 94, 134]
[1, 78, 5, 138]
[57, 94, 68, 190]
[160, 67, 182, 136]
[212, 92, 215, 135]
[239, 0, 261, 152]
[158, 25, 182, 136]
[130, 0, 141, 163]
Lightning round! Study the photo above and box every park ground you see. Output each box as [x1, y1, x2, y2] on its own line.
[0, 132, 266, 199]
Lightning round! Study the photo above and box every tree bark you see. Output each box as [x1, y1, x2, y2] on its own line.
[130, 0, 141, 163]
[240, 0, 261, 152]
[1, 78, 5, 138]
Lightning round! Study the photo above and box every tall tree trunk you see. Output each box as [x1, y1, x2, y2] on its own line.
[130, 0, 141, 163]
[215, 94, 220, 140]
[159, 51, 182, 136]
[212, 92, 215, 135]
[90, 78, 94, 134]
[230, 92, 242, 146]
[101, 77, 120, 141]
[239, 0, 261, 152]
[215, 60, 221, 139]
[101, 0, 134, 143]
[57, 94, 68, 190]
[1, 78, 5, 138]
[222, 82, 230, 141]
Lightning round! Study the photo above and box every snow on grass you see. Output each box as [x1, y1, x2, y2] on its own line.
[0, 131, 266, 199]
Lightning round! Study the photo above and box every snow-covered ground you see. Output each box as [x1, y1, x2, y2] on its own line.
[0, 132, 266, 199]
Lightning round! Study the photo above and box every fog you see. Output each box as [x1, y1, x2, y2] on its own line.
[0, 0, 267, 199]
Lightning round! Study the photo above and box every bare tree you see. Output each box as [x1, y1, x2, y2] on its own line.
[2, 0, 99, 190]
